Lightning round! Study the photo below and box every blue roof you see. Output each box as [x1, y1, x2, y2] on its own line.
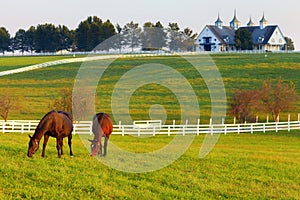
[207, 25, 236, 45]
[239, 25, 278, 44]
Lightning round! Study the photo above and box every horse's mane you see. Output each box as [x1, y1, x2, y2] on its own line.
[58, 110, 73, 121]
[32, 110, 57, 138]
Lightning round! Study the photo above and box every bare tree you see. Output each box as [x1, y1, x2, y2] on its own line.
[259, 79, 298, 122]
[51, 88, 72, 113]
[0, 95, 20, 122]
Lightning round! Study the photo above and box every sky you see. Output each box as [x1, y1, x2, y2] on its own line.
[1, 0, 299, 50]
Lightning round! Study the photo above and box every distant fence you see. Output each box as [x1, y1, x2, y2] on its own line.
[1, 119, 299, 135]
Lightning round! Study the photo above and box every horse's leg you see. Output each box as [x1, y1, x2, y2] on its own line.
[98, 132, 103, 156]
[56, 137, 63, 158]
[68, 134, 73, 156]
[99, 140, 102, 156]
[42, 134, 49, 157]
[103, 135, 108, 156]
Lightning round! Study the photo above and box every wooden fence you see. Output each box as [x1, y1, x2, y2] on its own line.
[1, 119, 299, 135]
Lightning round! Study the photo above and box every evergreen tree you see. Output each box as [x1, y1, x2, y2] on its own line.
[123, 21, 142, 52]
[141, 21, 167, 51]
[284, 37, 294, 51]
[235, 28, 253, 50]
[0, 27, 10, 54]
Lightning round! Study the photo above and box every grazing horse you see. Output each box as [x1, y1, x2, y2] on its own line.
[27, 110, 74, 158]
[89, 112, 113, 157]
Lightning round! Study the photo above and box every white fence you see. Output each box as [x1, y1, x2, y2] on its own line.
[1, 119, 299, 135]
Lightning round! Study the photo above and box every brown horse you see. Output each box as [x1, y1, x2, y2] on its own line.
[89, 112, 113, 157]
[27, 110, 73, 158]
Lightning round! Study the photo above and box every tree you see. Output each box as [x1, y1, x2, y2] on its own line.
[56, 25, 74, 52]
[95, 19, 116, 51]
[284, 37, 294, 51]
[12, 29, 27, 54]
[0, 95, 20, 122]
[235, 28, 253, 50]
[123, 21, 142, 52]
[229, 89, 260, 123]
[35, 23, 59, 52]
[141, 21, 167, 51]
[24, 26, 36, 53]
[168, 23, 184, 52]
[51, 88, 72, 113]
[0, 27, 10, 54]
[75, 20, 90, 51]
[75, 16, 116, 51]
[259, 79, 298, 122]
[182, 27, 197, 51]
[114, 23, 124, 53]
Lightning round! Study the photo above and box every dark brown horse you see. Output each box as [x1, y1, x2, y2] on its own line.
[27, 110, 73, 158]
[89, 112, 113, 157]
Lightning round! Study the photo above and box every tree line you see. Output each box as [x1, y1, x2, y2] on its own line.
[0, 16, 197, 54]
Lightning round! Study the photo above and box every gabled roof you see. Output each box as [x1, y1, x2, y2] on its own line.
[239, 25, 278, 44]
[207, 25, 235, 45]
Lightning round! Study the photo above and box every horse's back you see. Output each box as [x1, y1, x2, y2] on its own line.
[92, 112, 113, 138]
[37, 110, 73, 137]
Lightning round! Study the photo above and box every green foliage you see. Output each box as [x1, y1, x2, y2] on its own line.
[0, 27, 10, 54]
[285, 36, 295, 50]
[235, 28, 253, 50]
[75, 16, 116, 51]
[0, 132, 300, 199]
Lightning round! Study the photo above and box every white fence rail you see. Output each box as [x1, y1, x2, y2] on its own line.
[1, 120, 299, 135]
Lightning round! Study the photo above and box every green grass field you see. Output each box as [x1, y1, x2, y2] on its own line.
[0, 131, 300, 199]
[0, 53, 300, 199]
[0, 53, 299, 123]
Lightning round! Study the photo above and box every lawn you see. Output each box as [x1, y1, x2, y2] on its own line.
[0, 131, 299, 199]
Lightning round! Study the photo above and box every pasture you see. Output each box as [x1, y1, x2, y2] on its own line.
[0, 131, 300, 199]
[0, 53, 300, 199]
[0, 53, 300, 122]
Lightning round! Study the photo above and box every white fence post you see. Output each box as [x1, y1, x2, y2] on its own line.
[288, 114, 290, 132]
[197, 119, 200, 135]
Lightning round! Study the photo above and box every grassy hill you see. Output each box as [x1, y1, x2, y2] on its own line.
[0, 53, 300, 199]
[0, 53, 299, 123]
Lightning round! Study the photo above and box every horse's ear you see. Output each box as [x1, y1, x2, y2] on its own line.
[28, 134, 32, 139]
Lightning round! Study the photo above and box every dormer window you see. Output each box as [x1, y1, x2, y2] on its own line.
[258, 36, 264, 43]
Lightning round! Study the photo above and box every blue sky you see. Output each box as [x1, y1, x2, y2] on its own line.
[1, 0, 299, 49]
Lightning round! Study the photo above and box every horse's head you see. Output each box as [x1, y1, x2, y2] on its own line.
[89, 139, 100, 157]
[27, 135, 39, 158]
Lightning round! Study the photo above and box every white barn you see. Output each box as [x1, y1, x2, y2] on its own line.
[196, 12, 287, 52]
